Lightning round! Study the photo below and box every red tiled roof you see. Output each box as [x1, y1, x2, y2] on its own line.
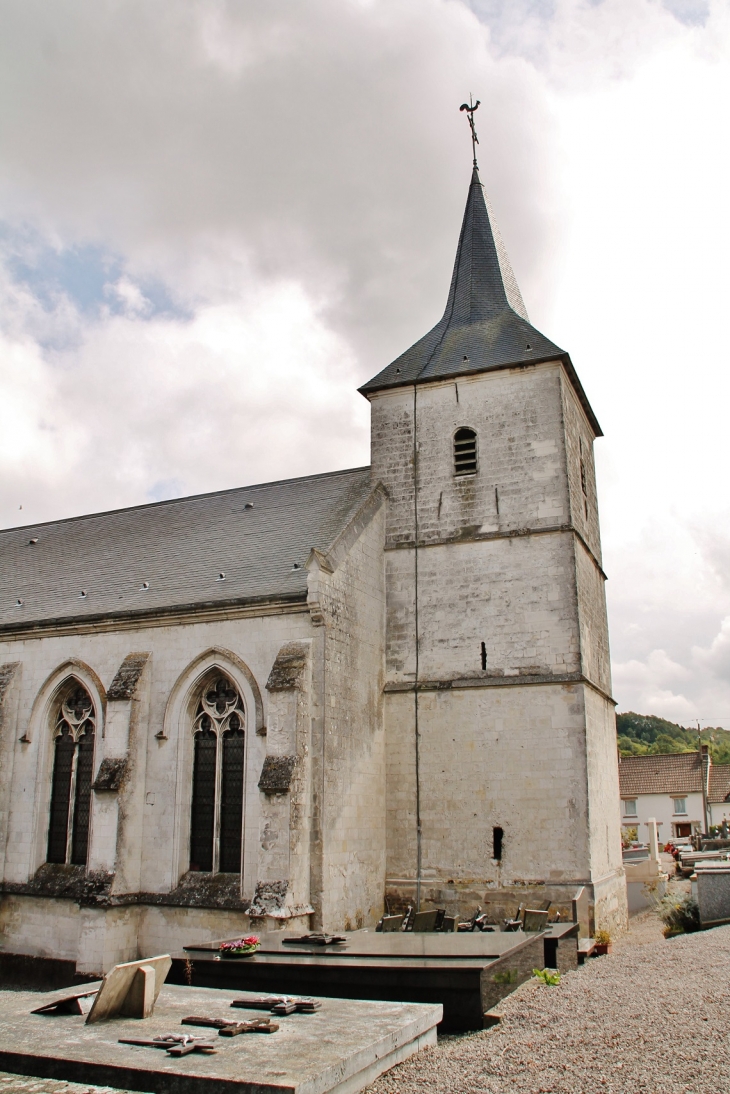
[709, 765, 730, 804]
[618, 752, 703, 796]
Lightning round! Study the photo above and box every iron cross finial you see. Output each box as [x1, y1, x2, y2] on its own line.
[459, 95, 480, 168]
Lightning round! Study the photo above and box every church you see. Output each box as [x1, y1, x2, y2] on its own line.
[0, 157, 628, 976]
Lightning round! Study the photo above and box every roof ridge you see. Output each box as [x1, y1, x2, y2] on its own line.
[619, 751, 700, 760]
[0, 465, 372, 536]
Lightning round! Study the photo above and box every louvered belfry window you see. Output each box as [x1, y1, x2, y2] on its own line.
[454, 427, 478, 475]
[47, 684, 96, 866]
[189, 675, 246, 874]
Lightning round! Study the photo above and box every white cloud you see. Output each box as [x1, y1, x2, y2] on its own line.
[0, 0, 728, 724]
[0, 277, 366, 524]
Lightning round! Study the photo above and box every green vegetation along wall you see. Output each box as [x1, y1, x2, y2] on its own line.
[617, 713, 730, 763]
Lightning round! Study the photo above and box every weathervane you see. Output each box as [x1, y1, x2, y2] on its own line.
[459, 95, 480, 168]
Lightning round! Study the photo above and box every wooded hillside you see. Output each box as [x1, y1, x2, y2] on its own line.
[617, 712, 730, 763]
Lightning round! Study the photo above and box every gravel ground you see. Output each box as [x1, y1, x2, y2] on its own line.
[367, 910, 730, 1094]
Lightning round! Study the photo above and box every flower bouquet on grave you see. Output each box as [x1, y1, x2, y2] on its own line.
[219, 935, 260, 958]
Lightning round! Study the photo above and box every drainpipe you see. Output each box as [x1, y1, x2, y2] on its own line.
[700, 742, 710, 837]
[412, 384, 422, 912]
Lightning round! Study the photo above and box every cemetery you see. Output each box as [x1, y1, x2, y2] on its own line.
[1, 884, 729, 1094]
[0, 36, 723, 1093]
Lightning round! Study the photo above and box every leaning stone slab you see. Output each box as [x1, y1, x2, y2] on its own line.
[0, 984, 441, 1094]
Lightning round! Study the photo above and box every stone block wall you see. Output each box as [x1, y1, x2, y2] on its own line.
[385, 534, 581, 683]
[0, 609, 317, 968]
[384, 682, 592, 898]
[561, 374, 602, 565]
[370, 363, 571, 549]
[574, 539, 611, 695]
[307, 491, 387, 931]
[368, 362, 627, 931]
[583, 687, 627, 934]
[0, 893, 260, 976]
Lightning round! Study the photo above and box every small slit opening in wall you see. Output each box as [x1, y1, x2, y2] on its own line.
[455, 383, 459, 404]
[437, 491, 443, 521]
[493, 826, 503, 862]
[494, 486, 500, 516]
[480, 641, 487, 671]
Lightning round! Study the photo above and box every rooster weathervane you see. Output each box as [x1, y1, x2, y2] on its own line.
[459, 95, 480, 168]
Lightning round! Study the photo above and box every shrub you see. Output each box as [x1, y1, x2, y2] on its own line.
[657, 893, 700, 935]
[533, 968, 560, 986]
[594, 929, 611, 945]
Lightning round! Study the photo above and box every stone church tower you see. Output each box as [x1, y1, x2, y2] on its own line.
[360, 168, 627, 931]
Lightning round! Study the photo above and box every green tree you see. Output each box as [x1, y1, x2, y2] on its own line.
[616, 713, 730, 761]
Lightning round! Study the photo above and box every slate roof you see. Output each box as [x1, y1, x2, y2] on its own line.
[618, 752, 704, 796]
[0, 466, 373, 632]
[359, 168, 602, 436]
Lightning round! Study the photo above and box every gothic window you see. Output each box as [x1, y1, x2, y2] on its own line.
[454, 427, 478, 475]
[47, 684, 96, 866]
[189, 674, 246, 874]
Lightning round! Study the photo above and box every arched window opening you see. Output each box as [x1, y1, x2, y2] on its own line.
[454, 427, 478, 475]
[47, 684, 96, 866]
[189, 674, 246, 874]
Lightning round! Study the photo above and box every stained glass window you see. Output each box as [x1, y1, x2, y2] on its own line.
[189, 675, 245, 874]
[47, 684, 96, 866]
[190, 726, 217, 872]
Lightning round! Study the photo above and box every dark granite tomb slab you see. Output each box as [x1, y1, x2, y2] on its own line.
[171, 930, 546, 1031]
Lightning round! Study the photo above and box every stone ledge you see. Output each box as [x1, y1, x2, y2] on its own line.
[1, 869, 251, 912]
[2, 865, 115, 906]
[265, 642, 309, 691]
[106, 652, 150, 700]
[0, 592, 309, 641]
[132, 871, 250, 910]
[258, 755, 297, 793]
[383, 672, 615, 704]
[91, 757, 127, 792]
[383, 522, 607, 578]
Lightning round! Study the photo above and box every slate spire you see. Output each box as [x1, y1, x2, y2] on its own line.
[440, 165, 531, 327]
[359, 166, 600, 429]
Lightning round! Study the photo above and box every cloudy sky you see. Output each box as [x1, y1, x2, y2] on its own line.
[0, 0, 728, 724]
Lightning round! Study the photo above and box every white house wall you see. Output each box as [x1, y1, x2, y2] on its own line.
[620, 791, 704, 841]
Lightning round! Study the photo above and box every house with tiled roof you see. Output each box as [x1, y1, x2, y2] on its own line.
[618, 748, 730, 840]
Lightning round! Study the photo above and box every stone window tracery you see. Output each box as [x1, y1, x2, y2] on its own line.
[47, 683, 96, 866]
[189, 674, 246, 874]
